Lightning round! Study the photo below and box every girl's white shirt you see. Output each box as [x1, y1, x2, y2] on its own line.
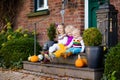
[80, 40, 85, 52]
[58, 34, 68, 45]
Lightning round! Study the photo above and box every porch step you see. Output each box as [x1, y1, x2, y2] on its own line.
[23, 61, 103, 80]
[51, 53, 86, 65]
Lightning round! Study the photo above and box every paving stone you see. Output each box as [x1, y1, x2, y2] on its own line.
[0, 68, 82, 80]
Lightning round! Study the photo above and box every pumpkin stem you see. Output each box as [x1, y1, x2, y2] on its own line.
[78, 54, 81, 59]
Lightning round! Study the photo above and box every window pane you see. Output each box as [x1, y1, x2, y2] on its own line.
[38, 0, 44, 7]
[35, 0, 48, 11]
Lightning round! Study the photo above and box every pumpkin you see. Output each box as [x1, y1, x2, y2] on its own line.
[82, 57, 87, 66]
[28, 56, 31, 61]
[75, 54, 84, 67]
[30, 55, 39, 62]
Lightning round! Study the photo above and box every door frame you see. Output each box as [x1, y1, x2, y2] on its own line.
[84, 0, 107, 29]
[84, 0, 89, 29]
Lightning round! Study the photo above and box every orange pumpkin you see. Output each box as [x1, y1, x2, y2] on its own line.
[82, 57, 87, 66]
[30, 55, 39, 62]
[75, 55, 84, 67]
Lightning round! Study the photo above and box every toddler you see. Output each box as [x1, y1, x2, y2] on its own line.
[65, 28, 85, 58]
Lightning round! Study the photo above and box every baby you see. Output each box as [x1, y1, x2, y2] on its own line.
[64, 28, 85, 58]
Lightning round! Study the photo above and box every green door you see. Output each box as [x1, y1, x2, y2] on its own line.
[89, 0, 106, 27]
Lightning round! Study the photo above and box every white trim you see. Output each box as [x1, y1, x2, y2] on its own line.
[84, 0, 88, 29]
[36, 0, 49, 11]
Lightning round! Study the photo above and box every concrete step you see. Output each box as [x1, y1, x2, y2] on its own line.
[23, 61, 103, 80]
[51, 53, 86, 65]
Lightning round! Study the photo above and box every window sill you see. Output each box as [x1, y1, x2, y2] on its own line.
[27, 10, 49, 18]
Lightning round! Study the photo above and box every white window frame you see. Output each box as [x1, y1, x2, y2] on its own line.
[36, 0, 48, 11]
[84, 0, 88, 29]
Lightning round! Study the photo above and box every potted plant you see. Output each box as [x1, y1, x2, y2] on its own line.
[83, 27, 104, 68]
[43, 23, 56, 51]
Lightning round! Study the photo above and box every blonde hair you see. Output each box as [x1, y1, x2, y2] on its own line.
[56, 24, 65, 35]
[65, 25, 75, 32]
[72, 28, 81, 35]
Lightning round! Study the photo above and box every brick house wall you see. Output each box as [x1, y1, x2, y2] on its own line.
[110, 0, 120, 41]
[15, 0, 84, 46]
[15, 0, 120, 46]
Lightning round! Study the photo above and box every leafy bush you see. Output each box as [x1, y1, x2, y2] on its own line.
[104, 42, 120, 79]
[5, 27, 34, 41]
[47, 23, 56, 41]
[0, 38, 41, 68]
[83, 27, 102, 46]
[0, 22, 41, 69]
[101, 71, 117, 80]
[0, 22, 34, 48]
[0, 33, 7, 49]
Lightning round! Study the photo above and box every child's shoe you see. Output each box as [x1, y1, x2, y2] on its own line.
[44, 54, 51, 61]
[67, 52, 72, 56]
[49, 52, 55, 61]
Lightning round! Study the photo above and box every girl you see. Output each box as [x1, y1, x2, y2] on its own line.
[47, 24, 68, 59]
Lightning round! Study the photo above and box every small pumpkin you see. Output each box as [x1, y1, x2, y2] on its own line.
[28, 56, 32, 61]
[82, 57, 87, 66]
[28, 54, 32, 61]
[30, 55, 39, 62]
[75, 54, 84, 67]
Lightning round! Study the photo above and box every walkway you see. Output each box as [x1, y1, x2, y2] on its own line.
[0, 68, 82, 80]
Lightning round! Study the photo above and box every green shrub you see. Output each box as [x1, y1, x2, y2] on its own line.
[0, 22, 41, 69]
[104, 42, 120, 79]
[0, 22, 34, 49]
[83, 27, 102, 46]
[47, 23, 56, 41]
[0, 33, 7, 49]
[101, 71, 117, 80]
[0, 38, 41, 68]
[5, 27, 34, 41]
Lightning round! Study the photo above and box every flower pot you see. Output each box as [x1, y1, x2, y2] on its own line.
[86, 46, 104, 68]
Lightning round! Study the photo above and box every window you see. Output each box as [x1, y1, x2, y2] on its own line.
[35, 0, 48, 11]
